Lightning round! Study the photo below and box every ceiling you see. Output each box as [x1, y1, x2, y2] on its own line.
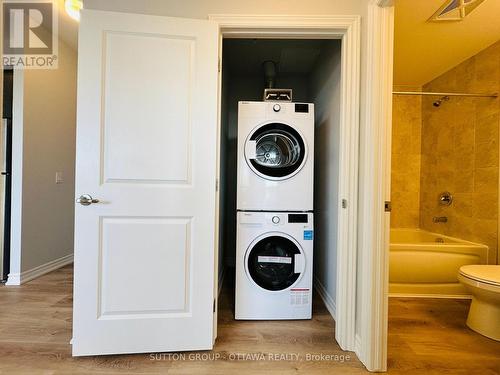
[394, 0, 500, 87]
[223, 39, 336, 75]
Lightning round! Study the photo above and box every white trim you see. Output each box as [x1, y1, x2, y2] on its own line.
[209, 14, 360, 39]
[389, 293, 472, 300]
[212, 29, 224, 344]
[314, 277, 336, 320]
[334, 14, 360, 353]
[5, 253, 73, 285]
[209, 13, 361, 354]
[357, 1, 394, 372]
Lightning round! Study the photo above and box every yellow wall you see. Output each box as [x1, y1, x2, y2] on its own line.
[420, 41, 500, 265]
[391, 86, 422, 228]
[391, 41, 500, 264]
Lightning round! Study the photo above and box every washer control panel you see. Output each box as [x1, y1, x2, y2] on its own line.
[266, 213, 310, 225]
[241, 212, 312, 227]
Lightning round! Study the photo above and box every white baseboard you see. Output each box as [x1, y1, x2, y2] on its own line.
[389, 293, 472, 300]
[314, 277, 336, 320]
[5, 253, 73, 286]
[218, 266, 226, 297]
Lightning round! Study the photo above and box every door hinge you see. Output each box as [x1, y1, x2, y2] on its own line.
[218, 58, 221, 73]
[213, 299, 216, 313]
[341, 199, 348, 209]
[385, 201, 392, 212]
[215, 179, 219, 192]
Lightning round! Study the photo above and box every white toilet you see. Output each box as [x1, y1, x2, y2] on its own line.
[458, 265, 500, 341]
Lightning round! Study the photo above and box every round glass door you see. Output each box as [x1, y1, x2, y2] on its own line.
[246, 123, 306, 180]
[246, 234, 303, 291]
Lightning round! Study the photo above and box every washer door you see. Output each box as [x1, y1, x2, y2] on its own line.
[246, 234, 304, 291]
[245, 123, 306, 180]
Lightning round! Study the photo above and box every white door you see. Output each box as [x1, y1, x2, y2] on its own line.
[72, 9, 219, 356]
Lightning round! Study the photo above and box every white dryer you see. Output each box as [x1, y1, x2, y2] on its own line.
[237, 101, 314, 211]
[235, 211, 313, 320]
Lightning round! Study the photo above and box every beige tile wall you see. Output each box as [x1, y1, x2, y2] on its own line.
[391, 86, 422, 228]
[419, 41, 500, 265]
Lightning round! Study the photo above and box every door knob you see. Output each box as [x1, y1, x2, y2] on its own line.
[77, 194, 100, 206]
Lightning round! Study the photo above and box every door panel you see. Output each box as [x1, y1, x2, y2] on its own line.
[102, 32, 193, 183]
[72, 10, 218, 356]
[100, 217, 192, 317]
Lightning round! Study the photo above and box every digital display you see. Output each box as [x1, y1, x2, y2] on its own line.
[295, 103, 309, 113]
[288, 214, 308, 223]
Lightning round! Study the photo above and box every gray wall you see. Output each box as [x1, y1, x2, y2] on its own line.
[309, 42, 342, 306]
[20, 40, 77, 272]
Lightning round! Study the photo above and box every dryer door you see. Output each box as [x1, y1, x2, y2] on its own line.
[245, 234, 305, 291]
[245, 123, 306, 180]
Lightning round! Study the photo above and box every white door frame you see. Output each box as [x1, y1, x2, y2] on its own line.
[209, 13, 361, 352]
[357, 0, 394, 372]
[210, 3, 395, 371]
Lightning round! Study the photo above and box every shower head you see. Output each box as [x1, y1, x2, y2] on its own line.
[433, 95, 450, 107]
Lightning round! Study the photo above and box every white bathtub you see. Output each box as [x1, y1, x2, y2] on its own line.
[390, 229, 489, 297]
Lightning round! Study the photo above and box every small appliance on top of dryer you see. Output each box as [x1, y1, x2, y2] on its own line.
[237, 101, 314, 211]
[235, 211, 314, 320]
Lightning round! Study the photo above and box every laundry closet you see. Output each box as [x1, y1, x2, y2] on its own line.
[70, 6, 369, 360]
[217, 38, 343, 321]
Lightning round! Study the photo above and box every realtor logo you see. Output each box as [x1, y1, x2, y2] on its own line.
[3, 0, 58, 69]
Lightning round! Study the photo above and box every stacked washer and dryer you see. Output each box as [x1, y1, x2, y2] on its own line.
[235, 99, 315, 320]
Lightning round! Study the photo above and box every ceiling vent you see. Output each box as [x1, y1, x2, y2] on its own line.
[429, 0, 486, 22]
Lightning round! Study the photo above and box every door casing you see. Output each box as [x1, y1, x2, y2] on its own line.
[210, 7, 395, 371]
[209, 13, 361, 353]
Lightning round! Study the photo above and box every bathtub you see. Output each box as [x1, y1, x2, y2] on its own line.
[390, 229, 489, 297]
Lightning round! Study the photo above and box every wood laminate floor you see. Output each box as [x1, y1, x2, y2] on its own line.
[0, 266, 499, 374]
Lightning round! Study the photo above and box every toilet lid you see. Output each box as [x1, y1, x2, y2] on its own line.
[460, 265, 500, 286]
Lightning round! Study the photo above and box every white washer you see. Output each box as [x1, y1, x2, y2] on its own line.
[235, 211, 313, 320]
[237, 101, 314, 211]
